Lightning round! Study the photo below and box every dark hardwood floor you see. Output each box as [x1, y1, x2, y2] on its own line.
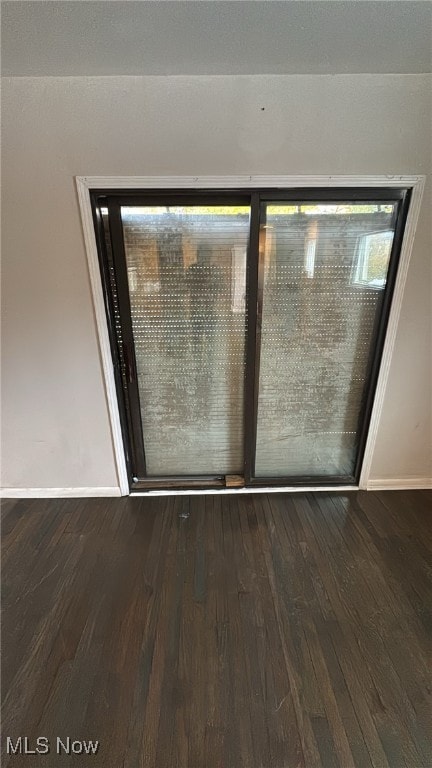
[1, 490, 431, 767]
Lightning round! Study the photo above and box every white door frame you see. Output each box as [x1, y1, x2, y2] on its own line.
[76, 175, 425, 496]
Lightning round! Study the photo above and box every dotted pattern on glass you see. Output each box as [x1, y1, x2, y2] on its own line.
[121, 206, 250, 476]
[255, 203, 396, 477]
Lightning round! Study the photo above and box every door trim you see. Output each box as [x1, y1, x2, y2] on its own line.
[76, 175, 425, 496]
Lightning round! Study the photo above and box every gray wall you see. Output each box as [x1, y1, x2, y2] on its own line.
[2, 74, 431, 490]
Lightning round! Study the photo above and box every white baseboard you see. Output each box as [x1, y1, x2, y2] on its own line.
[367, 478, 432, 491]
[0, 487, 122, 499]
[1, 481, 429, 499]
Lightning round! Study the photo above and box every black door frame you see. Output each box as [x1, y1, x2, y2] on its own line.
[91, 187, 411, 493]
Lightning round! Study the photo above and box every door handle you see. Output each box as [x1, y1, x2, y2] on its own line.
[256, 300, 263, 331]
[122, 343, 134, 384]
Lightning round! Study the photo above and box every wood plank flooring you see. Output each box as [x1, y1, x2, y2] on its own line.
[1, 490, 431, 767]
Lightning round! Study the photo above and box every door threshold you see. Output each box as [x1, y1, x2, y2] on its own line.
[130, 484, 359, 497]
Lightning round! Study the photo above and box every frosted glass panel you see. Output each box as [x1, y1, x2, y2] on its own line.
[121, 206, 250, 476]
[255, 202, 396, 477]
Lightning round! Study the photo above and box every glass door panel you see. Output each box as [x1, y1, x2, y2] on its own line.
[255, 201, 397, 478]
[121, 205, 250, 476]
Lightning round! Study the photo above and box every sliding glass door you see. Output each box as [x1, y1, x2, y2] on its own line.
[254, 200, 400, 480]
[93, 188, 410, 491]
[98, 197, 250, 486]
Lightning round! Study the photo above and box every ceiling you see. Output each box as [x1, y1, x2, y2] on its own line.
[2, 1, 432, 77]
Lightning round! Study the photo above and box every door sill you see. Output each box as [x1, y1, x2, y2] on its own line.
[130, 484, 359, 496]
